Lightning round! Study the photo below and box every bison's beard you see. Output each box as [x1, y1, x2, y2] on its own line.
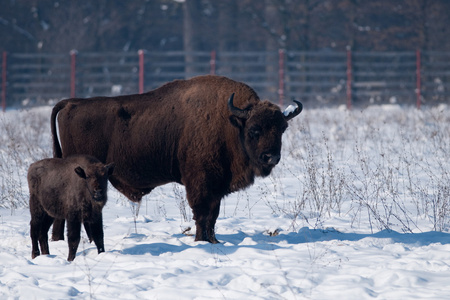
[248, 154, 276, 177]
[256, 164, 275, 177]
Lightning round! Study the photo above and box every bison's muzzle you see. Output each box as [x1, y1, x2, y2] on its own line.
[260, 152, 281, 166]
[93, 189, 105, 202]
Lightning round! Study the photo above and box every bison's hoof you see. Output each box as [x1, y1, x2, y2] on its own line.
[209, 237, 220, 244]
[195, 235, 220, 244]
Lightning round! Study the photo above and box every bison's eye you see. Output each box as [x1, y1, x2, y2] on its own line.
[248, 126, 262, 139]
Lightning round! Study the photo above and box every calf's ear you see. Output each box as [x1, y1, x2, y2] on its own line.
[74, 167, 87, 179]
[106, 163, 115, 176]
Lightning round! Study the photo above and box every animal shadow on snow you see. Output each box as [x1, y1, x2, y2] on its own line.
[118, 228, 450, 256]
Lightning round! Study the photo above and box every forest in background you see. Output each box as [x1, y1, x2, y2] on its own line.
[2, 0, 450, 54]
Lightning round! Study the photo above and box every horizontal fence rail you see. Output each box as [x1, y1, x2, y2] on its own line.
[1, 49, 450, 111]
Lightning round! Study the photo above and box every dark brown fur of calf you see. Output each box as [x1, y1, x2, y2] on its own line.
[28, 155, 114, 261]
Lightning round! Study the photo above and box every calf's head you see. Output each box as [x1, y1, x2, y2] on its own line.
[75, 162, 115, 202]
[228, 93, 302, 177]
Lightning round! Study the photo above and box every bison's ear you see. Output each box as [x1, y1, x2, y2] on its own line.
[74, 166, 87, 179]
[106, 163, 115, 176]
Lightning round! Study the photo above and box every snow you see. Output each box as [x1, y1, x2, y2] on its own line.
[1, 103, 450, 299]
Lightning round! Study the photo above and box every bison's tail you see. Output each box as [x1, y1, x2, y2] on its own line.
[51, 100, 67, 158]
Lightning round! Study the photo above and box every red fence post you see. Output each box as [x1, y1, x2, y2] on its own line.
[70, 50, 77, 98]
[1, 51, 6, 112]
[278, 49, 285, 106]
[346, 48, 352, 110]
[416, 49, 421, 109]
[210, 50, 216, 75]
[138, 50, 145, 94]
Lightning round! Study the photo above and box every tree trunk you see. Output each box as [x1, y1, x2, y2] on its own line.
[218, 0, 237, 75]
[264, 0, 284, 99]
[183, 0, 202, 77]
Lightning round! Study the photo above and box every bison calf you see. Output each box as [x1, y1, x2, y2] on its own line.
[28, 155, 114, 261]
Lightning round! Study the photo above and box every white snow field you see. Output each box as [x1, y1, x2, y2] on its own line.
[0, 103, 449, 299]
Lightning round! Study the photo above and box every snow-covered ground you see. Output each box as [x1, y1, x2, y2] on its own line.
[0, 103, 449, 299]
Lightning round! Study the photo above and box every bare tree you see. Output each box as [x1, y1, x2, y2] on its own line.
[217, 0, 238, 74]
[3, 0, 450, 55]
[183, 0, 203, 76]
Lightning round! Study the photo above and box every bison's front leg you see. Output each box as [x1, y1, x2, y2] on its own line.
[205, 203, 221, 244]
[193, 209, 220, 243]
[188, 192, 221, 244]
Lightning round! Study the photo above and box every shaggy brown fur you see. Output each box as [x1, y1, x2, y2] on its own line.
[50, 75, 302, 243]
[28, 155, 114, 261]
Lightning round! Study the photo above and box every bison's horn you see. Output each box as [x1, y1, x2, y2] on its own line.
[228, 93, 249, 119]
[283, 99, 303, 121]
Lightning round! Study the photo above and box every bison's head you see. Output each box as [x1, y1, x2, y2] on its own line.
[228, 93, 302, 177]
[75, 163, 115, 203]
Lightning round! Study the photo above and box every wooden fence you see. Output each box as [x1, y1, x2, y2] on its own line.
[1, 50, 450, 111]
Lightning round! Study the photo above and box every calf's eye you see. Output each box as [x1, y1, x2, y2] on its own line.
[249, 129, 261, 139]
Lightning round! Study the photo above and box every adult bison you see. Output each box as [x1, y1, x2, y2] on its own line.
[51, 75, 302, 243]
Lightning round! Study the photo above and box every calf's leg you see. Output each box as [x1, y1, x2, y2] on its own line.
[38, 214, 54, 255]
[51, 219, 65, 241]
[30, 197, 46, 259]
[66, 220, 81, 261]
[30, 215, 42, 259]
[83, 222, 93, 243]
[88, 216, 105, 254]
